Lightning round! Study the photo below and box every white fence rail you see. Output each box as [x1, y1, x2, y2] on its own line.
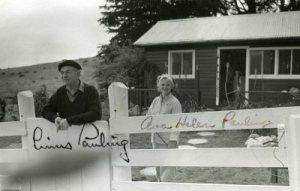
[0, 91, 111, 191]
[108, 82, 300, 191]
[0, 83, 300, 191]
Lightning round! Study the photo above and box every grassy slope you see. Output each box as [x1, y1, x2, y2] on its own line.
[0, 57, 100, 98]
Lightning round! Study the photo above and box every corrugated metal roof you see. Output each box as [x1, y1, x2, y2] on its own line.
[134, 11, 300, 46]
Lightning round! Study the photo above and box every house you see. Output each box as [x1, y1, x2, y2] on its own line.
[134, 11, 300, 107]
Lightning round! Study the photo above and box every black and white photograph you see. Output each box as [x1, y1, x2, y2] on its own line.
[1, 0, 300, 190]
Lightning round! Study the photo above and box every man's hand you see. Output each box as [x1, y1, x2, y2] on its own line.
[58, 118, 70, 131]
[54, 117, 62, 127]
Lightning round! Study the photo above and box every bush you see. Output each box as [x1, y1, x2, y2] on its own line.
[34, 85, 49, 117]
[96, 41, 159, 88]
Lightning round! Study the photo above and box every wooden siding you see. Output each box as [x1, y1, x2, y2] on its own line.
[143, 41, 300, 107]
[249, 79, 300, 91]
[145, 51, 168, 74]
[196, 49, 218, 106]
[249, 79, 300, 104]
[145, 47, 217, 107]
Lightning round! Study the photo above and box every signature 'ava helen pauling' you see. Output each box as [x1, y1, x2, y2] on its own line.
[140, 111, 273, 131]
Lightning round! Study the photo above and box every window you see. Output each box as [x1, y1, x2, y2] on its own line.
[279, 50, 291, 74]
[249, 48, 300, 79]
[279, 49, 300, 75]
[169, 50, 195, 78]
[292, 50, 300, 74]
[250, 50, 275, 75]
[250, 50, 262, 74]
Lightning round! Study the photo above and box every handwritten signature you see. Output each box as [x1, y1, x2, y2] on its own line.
[33, 127, 73, 150]
[78, 123, 129, 163]
[33, 123, 130, 163]
[140, 115, 215, 131]
[222, 111, 272, 129]
[175, 115, 215, 129]
[140, 111, 273, 131]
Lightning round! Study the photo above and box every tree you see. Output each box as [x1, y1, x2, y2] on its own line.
[97, 0, 230, 87]
[225, 0, 300, 14]
[99, 0, 229, 45]
[99, 0, 300, 45]
[96, 41, 159, 88]
[96, 0, 300, 89]
[278, 0, 300, 11]
[224, 0, 277, 14]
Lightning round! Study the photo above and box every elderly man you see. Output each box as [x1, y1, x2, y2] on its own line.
[42, 60, 101, 131]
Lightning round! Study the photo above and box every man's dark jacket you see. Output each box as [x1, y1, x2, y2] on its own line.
[42, 83, 101, 125]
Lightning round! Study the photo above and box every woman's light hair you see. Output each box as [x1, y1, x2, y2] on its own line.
[156, 74, 175, 90]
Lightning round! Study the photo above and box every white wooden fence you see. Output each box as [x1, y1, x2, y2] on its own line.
[108, 82, 300, 191]
[0, 91, 111, 191]
[0, 82, 300, 191]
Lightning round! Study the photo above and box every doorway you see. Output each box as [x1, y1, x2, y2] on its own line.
[218, 49, 246, 106]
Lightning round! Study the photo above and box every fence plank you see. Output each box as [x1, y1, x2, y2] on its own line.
[108, 82, 131, 182]
[0, 175, 22, 190]
[113, 181, 291, 191]
[23, 118, 111, 191]
[110, 107, 300, 134]
[288, 114, 300, 191]
[112, 148, 287, 168]
[18, 90, 36, 191]
[0, 149, 28, 163]
[0, 121, 26, 136]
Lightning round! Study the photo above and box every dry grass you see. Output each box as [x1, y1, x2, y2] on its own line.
[0, 57, 100, 97]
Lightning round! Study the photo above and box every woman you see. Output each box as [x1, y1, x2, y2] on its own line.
[147, 74, 182, 181]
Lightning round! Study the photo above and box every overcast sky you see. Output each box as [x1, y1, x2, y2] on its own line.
[0, 0, 112, 69]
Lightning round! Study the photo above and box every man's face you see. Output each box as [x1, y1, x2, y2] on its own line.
[60, 66, 80, 85]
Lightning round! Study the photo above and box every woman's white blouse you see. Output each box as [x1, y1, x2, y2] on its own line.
[147, 93, 182, 144]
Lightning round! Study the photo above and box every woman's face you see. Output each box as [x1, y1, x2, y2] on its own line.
[158, 78, 173, 96]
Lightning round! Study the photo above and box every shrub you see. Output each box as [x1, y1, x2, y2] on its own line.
[34, 85, 49, 117]
[96, 41, 160, 88]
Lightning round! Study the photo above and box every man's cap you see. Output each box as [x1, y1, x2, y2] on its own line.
[58, 60, 82, 71]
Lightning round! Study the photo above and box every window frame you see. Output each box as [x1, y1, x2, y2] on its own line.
[168, 49, 195, 79]
[249, 47, 300, 79]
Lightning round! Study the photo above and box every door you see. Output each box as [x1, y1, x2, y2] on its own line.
[218, 49, 246, 107]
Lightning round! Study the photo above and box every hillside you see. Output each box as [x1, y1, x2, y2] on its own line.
[0, 57, 101, 98]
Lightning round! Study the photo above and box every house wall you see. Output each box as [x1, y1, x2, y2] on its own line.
[145, 46, 218, 107]
[249, 79, 300, 92]
[143, 39, 300, 107]
[248, 79, 300, 104]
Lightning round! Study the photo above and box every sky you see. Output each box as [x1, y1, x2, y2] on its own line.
[0, 0, 112, 69]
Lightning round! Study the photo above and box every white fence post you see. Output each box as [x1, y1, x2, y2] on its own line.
[18, 90, 35, 191]
[18, 91, 36, 121]
[288, 114, 300, 191]
[108, 82, 131, 181]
